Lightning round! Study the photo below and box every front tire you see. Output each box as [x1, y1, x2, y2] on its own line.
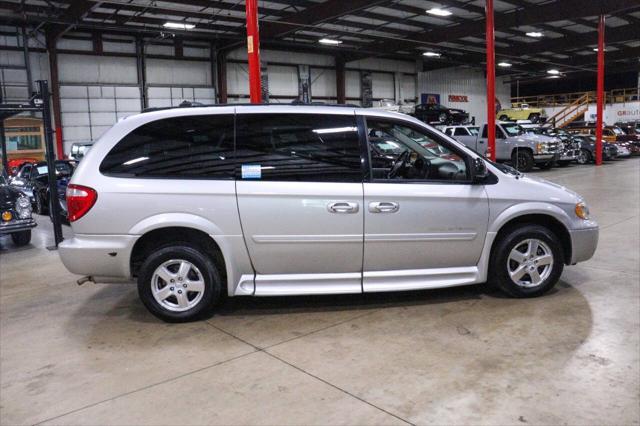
[511, 149, 534, 172]
[577, 149, 592, 165]
[499, 114, 509, 121]
[137, 245, 222, 322]
[490, 225, 564, 298]
[538, 161, 554, 170]
[11, 230, 31, 246]
[35, 192, 48, 215]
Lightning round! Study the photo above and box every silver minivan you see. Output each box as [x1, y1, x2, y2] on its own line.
[59, 105, 599, 322]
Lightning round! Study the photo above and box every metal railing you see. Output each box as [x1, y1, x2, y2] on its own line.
[510, 87, 638, 108]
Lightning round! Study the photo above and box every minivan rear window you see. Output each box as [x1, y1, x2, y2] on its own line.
[100, 114, 234, 179]
[235, 113, 362, 182]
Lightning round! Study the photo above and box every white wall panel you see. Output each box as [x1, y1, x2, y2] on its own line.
[103, 40, 136, 54]
[347, 57, 416, 74]
[418, 67, 511, 125]
[60, 83, 141, 153]
[146, 58, 211, 85]
[59, 54, 138, 84]
[227, 62, 249, 96]
[310, 67, 336, 100]
[345, 70, 360, 100]
[371, 72, 394, 99]
[402, 74, 416, 102]
[147, 86, 215, 108]
[267, 64, 298, 97]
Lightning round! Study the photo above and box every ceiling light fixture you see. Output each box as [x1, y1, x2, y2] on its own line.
[548, 75, 562, 79]
[592, 47, 606, 52]
[426, 8, 452, 17]
[163, 22, 195, 30]
[547, 69, 561, 75]
[319, 38, 342, 45]
[423, 51, 441, 57]
[498, 62, 512, 67]
[525, 31, 543, 38]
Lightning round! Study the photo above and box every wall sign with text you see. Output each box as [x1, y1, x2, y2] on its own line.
[448, 95, 469, 102]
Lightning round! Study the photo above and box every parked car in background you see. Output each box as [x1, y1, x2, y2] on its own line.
[9, 160, 75, 216]
[443, 125, 485, 155]
[529, 128, 580, 166]
[478, 122, 559, 172]
[412, 103, 469, 125]
[69, 142, 94, 161]
[571, 134, 618, 164]
[0, 174, 36, 246]
[58, 105, 598, 322]
[567, 126, 640, 156]
[6, 157, 39, 176]
[497, 103, 546, 123]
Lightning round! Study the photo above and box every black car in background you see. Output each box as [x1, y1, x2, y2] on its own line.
[9, 160, 75, 217]
[571, 134, 618, 164]
[412, 103, 469, 125]
[0, 174, 36, 246]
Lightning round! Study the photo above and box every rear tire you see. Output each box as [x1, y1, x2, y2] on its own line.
[511, 149, 534, 172]
[11, 230, 31, 246]
[137, 245, 222, 322]
[490, 224, 564, 298]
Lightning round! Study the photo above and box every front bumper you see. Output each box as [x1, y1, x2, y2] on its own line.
[0, 218, 37, 235]
[533, 153, 559, 162]
[58, 234, 138, 279]
[569, 227, 599, 264]
[559, 149, 580, 161]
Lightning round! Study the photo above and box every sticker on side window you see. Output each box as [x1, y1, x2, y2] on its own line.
[241, 164, 262, 179]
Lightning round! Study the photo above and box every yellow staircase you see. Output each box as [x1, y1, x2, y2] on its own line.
[545, 93, 590, 128]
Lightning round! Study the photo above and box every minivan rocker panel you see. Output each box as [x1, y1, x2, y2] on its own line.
[58, 105, 598, 322]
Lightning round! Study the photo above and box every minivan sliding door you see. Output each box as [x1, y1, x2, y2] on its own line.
[234, 109, 365, 296]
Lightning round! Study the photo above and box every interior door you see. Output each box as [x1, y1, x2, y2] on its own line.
[361, 114, 489, 292]
[234, 109, 365, 295]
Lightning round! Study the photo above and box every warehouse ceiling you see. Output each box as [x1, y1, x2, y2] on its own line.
[1, 0, 639, 80]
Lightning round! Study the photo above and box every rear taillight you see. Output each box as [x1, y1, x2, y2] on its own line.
[66, 184, 98, 222]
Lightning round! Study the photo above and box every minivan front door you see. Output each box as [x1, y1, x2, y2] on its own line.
[361, 115, 489, 292]
[235, 109, 365, 296]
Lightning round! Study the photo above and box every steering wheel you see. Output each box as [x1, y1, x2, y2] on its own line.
[387, 150, 410, 179]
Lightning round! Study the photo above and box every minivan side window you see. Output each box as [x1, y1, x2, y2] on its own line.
[100, 114, 234, 179]
[365, 118, 468, 182]
[235, 113, 362, 182]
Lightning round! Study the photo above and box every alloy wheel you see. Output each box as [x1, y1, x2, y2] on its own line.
[151, 259, 205, 312]
[507, 239, 554, 288]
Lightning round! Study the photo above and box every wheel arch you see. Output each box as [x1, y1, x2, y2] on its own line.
[490, 211, 572, 266]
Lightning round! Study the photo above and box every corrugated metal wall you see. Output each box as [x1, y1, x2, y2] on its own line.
[418, 67, 511, 125]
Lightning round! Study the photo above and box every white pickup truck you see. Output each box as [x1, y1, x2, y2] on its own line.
[445, 122, 560, 172]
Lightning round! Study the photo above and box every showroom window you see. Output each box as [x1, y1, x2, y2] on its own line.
[100, 115, 235, 179]
[235, 113, 362, 182]
[365, 118, 468, 182]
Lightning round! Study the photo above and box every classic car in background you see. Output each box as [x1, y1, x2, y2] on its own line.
[0, 174, 36, 246]
[497, 103, 546, 123]
[571, 134, 619, 163]
[412, 103, 469, 125]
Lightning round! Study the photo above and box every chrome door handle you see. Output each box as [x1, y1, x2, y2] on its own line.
[369, 201, 399, 213]
[327, 201, 359, 214]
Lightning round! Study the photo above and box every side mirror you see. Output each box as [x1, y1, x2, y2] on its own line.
[471, 157, 489, 182]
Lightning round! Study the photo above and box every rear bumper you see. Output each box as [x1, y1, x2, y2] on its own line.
[58, 234, 137, 279]
[569, 227, 599, 264]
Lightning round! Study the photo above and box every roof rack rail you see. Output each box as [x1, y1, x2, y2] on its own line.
[141, 101, 361, 113]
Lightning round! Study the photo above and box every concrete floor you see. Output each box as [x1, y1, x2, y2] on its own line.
[1, 159, 639, 426]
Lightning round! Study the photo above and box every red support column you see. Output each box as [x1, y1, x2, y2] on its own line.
[595, 15, 605, 166]
[245, 0, 262, 104]
[485, 0, 496, 161]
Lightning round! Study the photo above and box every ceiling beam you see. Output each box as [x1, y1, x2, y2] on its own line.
[48, 0, 102, 40]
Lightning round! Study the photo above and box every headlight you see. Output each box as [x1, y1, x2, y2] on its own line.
[575, 202, 590, 220]
[536, 142, 549, 154]
[15, 196, 32, 219]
